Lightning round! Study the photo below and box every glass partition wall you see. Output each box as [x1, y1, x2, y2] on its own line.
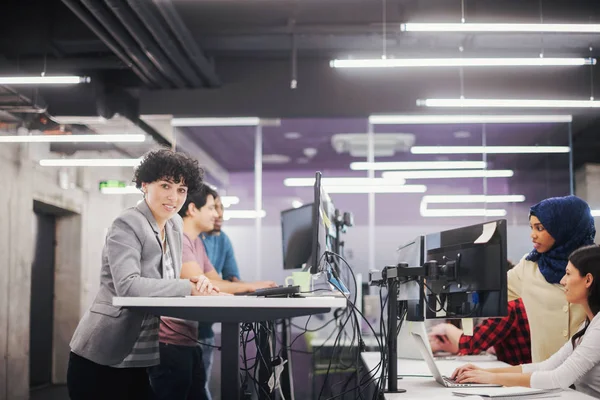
[204, 117, 572, 284]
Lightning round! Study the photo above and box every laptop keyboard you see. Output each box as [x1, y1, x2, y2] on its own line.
[443, 376, 474, 387]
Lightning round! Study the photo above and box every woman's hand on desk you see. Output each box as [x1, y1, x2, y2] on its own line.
[190, 275, 220, 295]
[244, 281, 278, 292]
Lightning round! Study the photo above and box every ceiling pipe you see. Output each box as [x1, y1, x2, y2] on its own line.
[0, 87, 47, 114]
[60, 0, 156, 88]
[126, 0, 206, 88]
[78, 0, 171, 89]
[103, 0, 188, 88]
[153, 0, 221, 88]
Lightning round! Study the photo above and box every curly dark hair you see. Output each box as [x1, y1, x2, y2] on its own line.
[133, 148, 203, 193]
[178, 184, 218, 218]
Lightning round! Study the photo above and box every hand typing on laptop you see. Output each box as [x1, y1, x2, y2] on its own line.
[451, 363, 499, 385]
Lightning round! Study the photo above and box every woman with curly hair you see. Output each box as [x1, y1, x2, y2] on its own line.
[67, 149, 215, 400]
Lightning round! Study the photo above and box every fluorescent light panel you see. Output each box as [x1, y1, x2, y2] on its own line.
[369, 114, 572, 124]
[421, 208, 507, 217]
[419, 193, 524, 218]
[592, 210, 600, 217]
[40, 158, 142, 167]
[326, 185, 427, 194]
[52, 116, 108, 125]
[420, 98, 600, 108]
[223, 210, 266, 220]
[411, 146, 570, 154]
[423, 195, 525, 204]
[331, 58, 595, 68]
[220, 196, 240, 206]
[401, 23, 600, 33]
[382, 170, 514, 179]
[284, 177, 406, 187]
[171, 117, 260, 127]
[0, 75, 90, 85]
[0, 134, 145, 143]
[350, 161, 486, 170]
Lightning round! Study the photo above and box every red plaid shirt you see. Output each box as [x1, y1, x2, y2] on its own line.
[458, 298, 531, 366]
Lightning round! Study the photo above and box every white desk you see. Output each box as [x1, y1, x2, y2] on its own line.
[361, 352, 596, 400]
[114, 296, 347, 400]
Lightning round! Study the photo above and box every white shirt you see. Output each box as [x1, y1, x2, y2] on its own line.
[522, 313, 600, 398]
[508, 255, 586, 362]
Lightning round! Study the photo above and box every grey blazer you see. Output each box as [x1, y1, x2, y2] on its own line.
[70, 200, 191, 366]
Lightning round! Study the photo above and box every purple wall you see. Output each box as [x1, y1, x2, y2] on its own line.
[220, 168, 571, 228]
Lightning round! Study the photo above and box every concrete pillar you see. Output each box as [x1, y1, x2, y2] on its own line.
[0, 147, 34, 400]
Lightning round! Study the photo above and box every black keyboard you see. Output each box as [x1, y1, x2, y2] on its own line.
[234, 285, 300, 297]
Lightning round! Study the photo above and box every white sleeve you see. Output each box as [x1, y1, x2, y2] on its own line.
[525, 321, 600, 390]
[521, 340, 573, 373]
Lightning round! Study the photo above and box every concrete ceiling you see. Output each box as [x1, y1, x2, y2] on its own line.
[0, 0, 599, 171]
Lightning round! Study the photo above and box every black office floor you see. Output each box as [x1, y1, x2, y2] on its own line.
[30, 385, 69, 400]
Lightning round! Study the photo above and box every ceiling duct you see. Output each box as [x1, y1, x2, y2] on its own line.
[77, 0, 171, 88]
[103, 0, 187, 88]
[126, 0, 206, 87]
[152, 0, 221, 87]
[331, 133, 415, 157]
[0, 86, 47, 114]
[61, 0, 156, 88]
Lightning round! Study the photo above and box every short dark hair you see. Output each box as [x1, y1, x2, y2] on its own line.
[133, 148, 203, 193]
[178, 184, 219, 218]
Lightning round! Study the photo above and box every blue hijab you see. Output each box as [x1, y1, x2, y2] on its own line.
[526, 195, 596, 284]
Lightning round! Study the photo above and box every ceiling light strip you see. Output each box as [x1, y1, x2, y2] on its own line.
[369, 114, 572, 124]
[351, 161, 486, 170]
[423, 195, 525, 204]
[410, 146, 570, 154]
[171, 117, 261, 127]
[325, 185, 427, 194]
[381, 170, 513, 179]
[0, 76, 90, 85]
[40, 158, 142, 167]
[223, 210, 266, 220]
[419, 98, 600, 108]
[284, 177, 406, 187]
[0, 134, 145, 143]
[331, 58, 595, 68]
[420, 208, 507, 217]
[220, 196, 240, 206]
[401, 23, 600, 33]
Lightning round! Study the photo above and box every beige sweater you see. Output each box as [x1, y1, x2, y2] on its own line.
[508, 256, 586, 363]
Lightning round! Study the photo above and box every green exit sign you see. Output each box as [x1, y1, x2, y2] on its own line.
[99, 180, 127, 189]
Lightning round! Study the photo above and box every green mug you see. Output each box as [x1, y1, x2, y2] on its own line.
[285, 271, 313, 292]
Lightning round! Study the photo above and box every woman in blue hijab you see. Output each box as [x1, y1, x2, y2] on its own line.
[508, 195, 595, 363]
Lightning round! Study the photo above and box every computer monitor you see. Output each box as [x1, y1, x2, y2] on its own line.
[308, 171, 337, 274]
[396, 236, 426, 321]
[308, 171, 350, 295]
[281, 203, 314, 270]
[424, 219, 508, 319]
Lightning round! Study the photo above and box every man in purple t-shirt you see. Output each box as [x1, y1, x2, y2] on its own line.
[148, 185, 222, 400]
